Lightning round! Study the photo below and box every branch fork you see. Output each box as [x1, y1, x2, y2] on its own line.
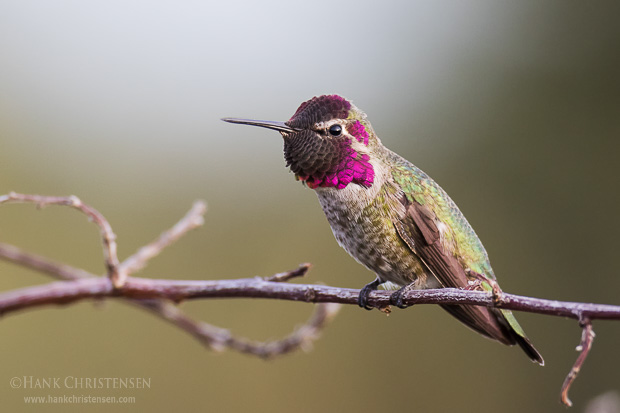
[0, 192, 339, 358]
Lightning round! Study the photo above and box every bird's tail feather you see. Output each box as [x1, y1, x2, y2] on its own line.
[440, 304, 544, 365]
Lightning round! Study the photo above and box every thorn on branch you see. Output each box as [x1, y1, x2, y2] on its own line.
[561, 318, 596, 407]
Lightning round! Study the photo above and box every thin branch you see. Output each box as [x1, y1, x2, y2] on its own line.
[0, 276, 618, 321]
[130, 298, 340, 357]
[120, 200, 207, 275]
[223, 301, 341, 358]
[561, 319, 596, 407]
[0, 192, 122, 286]
[0, 242, 93, 281]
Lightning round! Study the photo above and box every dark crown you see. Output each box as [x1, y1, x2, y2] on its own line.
[286, 95, 352, 130]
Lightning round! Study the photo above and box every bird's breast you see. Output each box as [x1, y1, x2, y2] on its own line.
[314, 183, 432, 287]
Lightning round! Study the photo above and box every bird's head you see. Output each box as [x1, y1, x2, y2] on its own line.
[223, 95, 377, 190]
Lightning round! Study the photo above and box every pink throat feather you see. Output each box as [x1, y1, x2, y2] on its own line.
[299, 121, 374, 189]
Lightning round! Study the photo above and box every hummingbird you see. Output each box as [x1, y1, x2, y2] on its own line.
[222, 94, 543, 364]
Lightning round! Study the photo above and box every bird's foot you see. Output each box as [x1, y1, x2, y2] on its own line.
[465, 269, 503, 305]
[389, 283, 414, 309]
[464, 277, 483, 291]
[358, 278, 382, 310]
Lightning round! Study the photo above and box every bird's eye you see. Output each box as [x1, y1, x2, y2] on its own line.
[328, 124, 342, 136]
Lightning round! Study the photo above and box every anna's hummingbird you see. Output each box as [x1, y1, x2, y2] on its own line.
[222, 94, 543, 364]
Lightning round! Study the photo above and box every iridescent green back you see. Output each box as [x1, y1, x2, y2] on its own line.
[388, 151, 496, 280]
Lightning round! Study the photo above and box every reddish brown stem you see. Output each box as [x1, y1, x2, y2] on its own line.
[560, 319, 596, 407]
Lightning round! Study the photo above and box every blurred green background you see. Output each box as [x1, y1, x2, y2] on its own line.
[1, 1, 619, 411]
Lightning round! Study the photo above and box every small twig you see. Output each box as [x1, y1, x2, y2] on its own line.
[0, 242, 93, 281]
[137, 298, 340, 357]
[223, 302, 341, 358]
[561, 318, 596, 407]
[120, 200, 207, 276]
[0, 192, 122, 287]
[264, 263, 312, 282]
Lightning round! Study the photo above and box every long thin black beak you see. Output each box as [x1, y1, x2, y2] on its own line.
[221, 118, 296, 133]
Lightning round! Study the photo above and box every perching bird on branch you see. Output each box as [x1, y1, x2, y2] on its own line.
[223, 94, 543, 364]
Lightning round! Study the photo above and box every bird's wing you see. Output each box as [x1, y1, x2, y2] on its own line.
[393, 196, 516, 344]
[389, 157, 543, 363]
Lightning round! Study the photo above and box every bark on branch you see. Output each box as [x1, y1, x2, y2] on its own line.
[1, 274, 618, 322]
